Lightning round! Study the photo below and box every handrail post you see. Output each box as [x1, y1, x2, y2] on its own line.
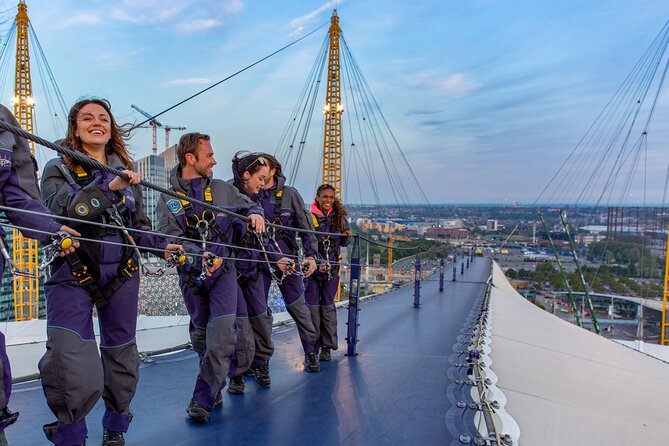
[452, 254, 457, 282]
[439, 252, 444, 292]
[345, 236, 361, 356]
[413, 255, 421, 308]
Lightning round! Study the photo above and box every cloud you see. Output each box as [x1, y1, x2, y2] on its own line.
[162, 77, 212, 87]
[110, 2, 185, 25]
[406, 109, 444, 116]
[289, 0, 344, 37]
[176, 18, 222, 32]
[56, 11, 103, 28]
[408, 73, 479, 96]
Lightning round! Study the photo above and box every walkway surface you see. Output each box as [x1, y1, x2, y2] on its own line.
[9, 258, 490, 446]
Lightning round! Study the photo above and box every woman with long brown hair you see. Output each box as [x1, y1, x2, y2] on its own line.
[304, 184, 351, 361]
[39, 98, 181, 446]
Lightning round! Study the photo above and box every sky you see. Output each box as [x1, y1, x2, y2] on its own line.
[1, 0, 669, 205]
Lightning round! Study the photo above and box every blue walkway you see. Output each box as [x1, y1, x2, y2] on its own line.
[9, 258, 490, 445]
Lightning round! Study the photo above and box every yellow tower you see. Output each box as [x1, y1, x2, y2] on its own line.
[321, 10, 343, 197]
[12, 0, 40, 321]
[662, 229, 669, 344]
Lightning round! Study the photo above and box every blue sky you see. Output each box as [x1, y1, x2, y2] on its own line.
[2, 0, 668, 204]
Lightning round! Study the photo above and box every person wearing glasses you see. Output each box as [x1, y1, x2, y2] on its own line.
[0, 104, 80, 446]
[305, 184, 352, 362]
[257, 154, 322, 373]
[156, 133, 264, 424]
[39, 98, 181, 446]
[230, 152, 294, 387]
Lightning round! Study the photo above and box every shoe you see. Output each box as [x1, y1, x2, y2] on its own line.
[102, 428, 125, 446]
[244, 368, 255, 377]
[304, 351, 320, 373]
[253, 362, 271, 387]
[213, 390, 222, 409]
[186, 400, 209, 423]
[319, 346, 331, 362]
[227, 376, 245, 395]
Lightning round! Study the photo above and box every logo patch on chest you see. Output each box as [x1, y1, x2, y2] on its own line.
[167, 199, 183, 214]
[75, 203, 90, 217]
[90, 197, 101, 209]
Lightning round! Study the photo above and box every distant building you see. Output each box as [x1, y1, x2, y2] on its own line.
[159, 144, 179, 173]
[486, 219, 498, 231]
[425, 227, 469, 239]
[134, 154, 168, 230]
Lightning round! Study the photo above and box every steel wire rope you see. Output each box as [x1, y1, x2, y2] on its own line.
[0, 220, 332, 268]
[129, 23, 327, 131]
[536, 23, 669, 205]
[343, 41, 411, 204]
[340, 44, 402, 203]
[30, 37, 58, 169]
[276, 35, 328, 176]
[0, 204, 349, 266]
[0, 120, 352, 241]
[340, 43, 379, 204]
[0, 24, 15, 110]
[341, 36, 428, 204]
[284, 40, 327, 183]
[274, 34, 328, 160]
[342, 36, 428, 203]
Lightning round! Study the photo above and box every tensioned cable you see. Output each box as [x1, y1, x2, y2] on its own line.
[0, 204, 352, 266]
[130, 23, 327, 131]
[0, 221, 342, 267]
[0, 118, 350, 239]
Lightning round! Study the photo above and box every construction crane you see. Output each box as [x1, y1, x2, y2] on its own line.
[131, 104, 185, 154]
[10, 0, 40, 321]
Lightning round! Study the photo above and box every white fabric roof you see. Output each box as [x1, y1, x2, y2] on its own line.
[490, 262, 669, 445]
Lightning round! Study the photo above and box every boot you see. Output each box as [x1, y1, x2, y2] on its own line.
[186, 400, 209, 424]
[102, 428, 125, 446]
[319, 346, 331, 361]
[213, 390, 222, 409]
[253, 361, 271, 387]
[304, 351, 320, 373]
[227, 376, 245, 395]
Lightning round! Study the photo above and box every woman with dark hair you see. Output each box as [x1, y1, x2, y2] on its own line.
[257, 153, 322, 373]
[39, 98, 181, 446]
[230, 151, 279, 387]
[305, 184, 351, 361]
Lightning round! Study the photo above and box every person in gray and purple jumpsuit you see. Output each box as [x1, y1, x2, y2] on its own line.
[0, 104, 79, 446]
[230, 152, 293, 387]
[257, 154, 321, 373]
[39, 98, 181, 446]
[305, 184, 351, 362]
[156, 133, 264, 424]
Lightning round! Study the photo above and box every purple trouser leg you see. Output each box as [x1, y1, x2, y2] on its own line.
[241, 274, 274, 367]
[262, 270, 318, 355]
[39, 262, 139, 445]
[0, 260, 10, 431]
[181, 269, 238, 411]
[229, 284, 255, 377]
[305, 274, 340, 350]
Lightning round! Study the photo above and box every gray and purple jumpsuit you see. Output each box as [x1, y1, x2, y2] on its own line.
[231, 179, 274, 369]
[156, 168, 259, 411]
[0, 105, 63, 434]
[304, 202, 350, 351]
[39, 153, 169, 446]
[260, 175, 319, 355]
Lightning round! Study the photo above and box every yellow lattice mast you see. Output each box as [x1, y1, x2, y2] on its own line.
[11, 0, 39, 321]
[321, 10, 343, 197]
[661, 228, 669, 344]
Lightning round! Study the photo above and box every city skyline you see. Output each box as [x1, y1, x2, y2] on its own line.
[1, 0, 668, 204]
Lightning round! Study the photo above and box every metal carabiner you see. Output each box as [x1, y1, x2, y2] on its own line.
[1, 236, 35, 278]
[39, 231, 74, 272]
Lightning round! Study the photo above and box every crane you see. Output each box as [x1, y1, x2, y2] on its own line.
[131, 104, 186, 154]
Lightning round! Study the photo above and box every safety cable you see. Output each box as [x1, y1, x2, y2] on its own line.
[0, 118, 350, 239]
[130, 23, 327, 131]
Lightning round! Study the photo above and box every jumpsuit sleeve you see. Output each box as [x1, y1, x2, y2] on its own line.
[290, 189, 318, 258]
[130, 185, 168, 252]
[339, 218, 351, 247]
[0, 148, 61, 245]
[41, 161, 123, 227]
